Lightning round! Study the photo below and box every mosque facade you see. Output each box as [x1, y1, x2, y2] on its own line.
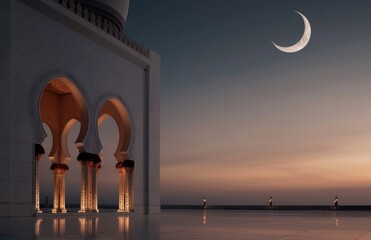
[0, 0, 160, 216]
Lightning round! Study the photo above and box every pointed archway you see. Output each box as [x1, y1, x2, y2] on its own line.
[38, 77, 88, 213]
[97, 116, 119, 207]
[97, 98, 133, 212]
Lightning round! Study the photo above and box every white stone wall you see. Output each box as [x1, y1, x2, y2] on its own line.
[0, 0, 35, 217]
[0, 0, 160, 216]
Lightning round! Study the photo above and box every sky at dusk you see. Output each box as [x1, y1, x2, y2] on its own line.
[40, 0, 371, 206]
[127, 0, 371, 205]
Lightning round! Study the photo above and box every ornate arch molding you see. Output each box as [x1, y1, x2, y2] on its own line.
[33, 75, 89, 152]
[97, 97, 132, 161]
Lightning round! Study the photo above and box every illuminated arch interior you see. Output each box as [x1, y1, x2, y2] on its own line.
[38, 77, 88, 213]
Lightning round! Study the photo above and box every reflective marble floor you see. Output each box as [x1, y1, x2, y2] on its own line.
[2, 210, 371, 239]
[162, 210, 371, 240]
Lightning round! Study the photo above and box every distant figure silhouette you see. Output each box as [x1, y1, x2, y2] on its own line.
[334, 196, 338, 210]
[203, 197, 207, 209]
[269, 196, 273, 208]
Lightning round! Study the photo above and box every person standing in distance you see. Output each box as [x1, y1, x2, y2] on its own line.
[269, 196, 273, 209]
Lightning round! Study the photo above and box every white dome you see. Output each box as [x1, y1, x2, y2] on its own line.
[75, 0, 130, 33]
[95, 0, 130, 21]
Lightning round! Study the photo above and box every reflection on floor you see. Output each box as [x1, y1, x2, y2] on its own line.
[161, 210, 371, 240]
[2, 210, 371, 239]
[0, 212, 159, 240]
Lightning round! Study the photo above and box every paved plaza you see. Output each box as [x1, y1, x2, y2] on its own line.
[1, 210, 371, 239]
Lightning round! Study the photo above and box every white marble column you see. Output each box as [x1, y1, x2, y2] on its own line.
[60, 173, 67, 213]
[52, 171, 59, 213]
[77, 153, 102, 213]
[126, 169, 133, 211]
[87, 161, 93, 211]
[35, 158, 42, 213]
[51, 164, 68, 213]
[117, 160, 134, 212]
[79, 161, 87, 213]
[117, 166, 126, 212]
[34, 144, 45, 214]
[79, 160, 100, 212]
[91, 163, 101, 212]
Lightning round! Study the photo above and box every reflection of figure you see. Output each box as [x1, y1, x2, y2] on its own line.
[269, 196, 273, 208]
[334, 211, 339, 227]
[334, 196, 338, 210]
[203, 210, 207, 225]
[203, 197, 207, 209]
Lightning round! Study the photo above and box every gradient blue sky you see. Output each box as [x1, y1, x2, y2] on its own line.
[40, 0, 371, 206]
[126, 0, 371, 205]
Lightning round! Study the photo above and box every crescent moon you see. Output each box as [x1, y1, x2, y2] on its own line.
[272, 11, 311, 53]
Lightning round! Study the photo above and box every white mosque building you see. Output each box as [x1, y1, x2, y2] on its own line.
[0, 0, 160, 216]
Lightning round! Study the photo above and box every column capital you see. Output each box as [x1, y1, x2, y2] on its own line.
[77, 152, 92, 161]
[77, 152, 102, 163]
[116, 159, 134, 172]
[35, 144, 45, 161]
[80, 161, 87, 167]
[50, 163, 69, 173]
